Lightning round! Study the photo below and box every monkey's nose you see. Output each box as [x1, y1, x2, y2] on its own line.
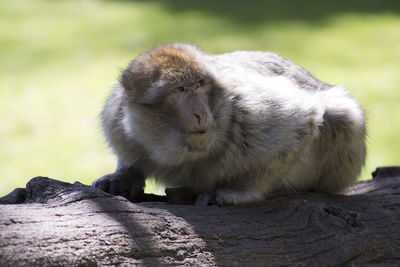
[194, 113, 202, 125]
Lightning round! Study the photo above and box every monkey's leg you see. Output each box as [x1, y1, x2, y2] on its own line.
[195, 190, 264, 206]
[92, 159, 145, 202]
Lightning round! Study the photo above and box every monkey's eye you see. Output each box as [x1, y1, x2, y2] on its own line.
[198, 78, 210, 87]
[173, 86, 185, 94]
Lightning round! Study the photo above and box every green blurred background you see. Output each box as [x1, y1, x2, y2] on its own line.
[1, 0, 399, 196]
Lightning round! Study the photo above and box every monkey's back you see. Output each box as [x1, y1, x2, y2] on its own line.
[210, 51, 331, 91]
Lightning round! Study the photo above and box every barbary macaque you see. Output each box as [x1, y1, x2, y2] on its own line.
[93, 43, 366, 206]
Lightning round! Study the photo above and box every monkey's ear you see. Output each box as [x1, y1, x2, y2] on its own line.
[120, 61, 161, 97]
[120, 67, 136, 92]
[121, 58, 149, 93]
[120, 57, 160, 86]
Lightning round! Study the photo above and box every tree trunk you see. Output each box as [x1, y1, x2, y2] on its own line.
[1, 167, 400, 266]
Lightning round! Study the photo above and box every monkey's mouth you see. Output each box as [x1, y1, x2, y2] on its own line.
[190, 129, 208, 135]
[184, 129, 211, 151]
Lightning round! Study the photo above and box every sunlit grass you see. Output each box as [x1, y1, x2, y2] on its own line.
[1, 0, 399, 196]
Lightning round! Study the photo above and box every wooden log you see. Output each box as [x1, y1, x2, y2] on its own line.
[1, 167, 400, 266]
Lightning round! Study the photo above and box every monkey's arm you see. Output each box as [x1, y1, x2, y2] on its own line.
[92, 158, 146, 202]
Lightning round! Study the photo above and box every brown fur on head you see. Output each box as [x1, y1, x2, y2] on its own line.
[121, 43, 209, 103]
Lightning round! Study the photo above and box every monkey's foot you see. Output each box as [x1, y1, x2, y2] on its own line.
[92, 172, 145, 202]
[195, 190, 264, 206]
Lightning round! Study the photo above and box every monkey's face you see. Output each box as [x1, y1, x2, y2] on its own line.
[164, 77, 214, 151]
[125, 75, 216, 165]
[121, 45, 219, 165]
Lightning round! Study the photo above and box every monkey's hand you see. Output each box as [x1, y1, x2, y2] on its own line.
[195, 190, 264, 206]
[92, 169, 145, 202]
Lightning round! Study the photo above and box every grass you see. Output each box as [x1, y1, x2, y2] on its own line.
[0, 0, 399, 196]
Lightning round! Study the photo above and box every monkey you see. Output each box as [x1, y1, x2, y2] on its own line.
[92, 43, 366, 206]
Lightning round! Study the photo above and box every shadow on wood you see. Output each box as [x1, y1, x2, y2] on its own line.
[1, 167, 400, 266]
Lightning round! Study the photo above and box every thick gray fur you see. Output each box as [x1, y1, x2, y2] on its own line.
[93, 44, 366, 206]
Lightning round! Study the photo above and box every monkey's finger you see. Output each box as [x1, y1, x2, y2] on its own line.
[119, 191, 129, 198]
[109, 180, 119, 195]
[93, 178, 110, 193]
[195, 193, 216, 206]
[128, 185, 144, 200]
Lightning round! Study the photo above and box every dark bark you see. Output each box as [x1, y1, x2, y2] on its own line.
[1, 167, 400, 266]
